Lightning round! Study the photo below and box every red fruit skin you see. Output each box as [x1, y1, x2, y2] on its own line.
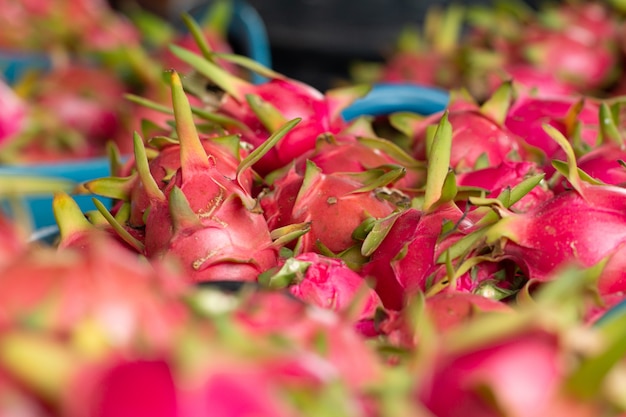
[418, 330, 594, 417]
[0, 80, 26, 144]
[35, 65, 127, 144]
[362, 205, 472, 310]
[523, 33, 617, 91]
[425, 292, 513, 332]
[144, 169, 277, 283]
[380, 52, 457, 88]
[294, 135, 424, 190]
[412, 108, 524, 172]
[64, 359, 177, 417]
[285, 252, 383, 325]
[552, 144, 626, 194]
[487, 64, 579, 98]
[127, 137, 252, 228]
[217, 78, 348, 175]
[0, 236, 188, 351]
[261, 166, 397, 255]
[504, 95, 600, 160]
[180, 364, 298, 417]
[456, 160, 553, 213]
[232, 291, 383, 391]
[496, 188, 626, 282]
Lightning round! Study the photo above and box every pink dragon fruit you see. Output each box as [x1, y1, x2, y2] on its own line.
[424, 291, 513, 332]
[405, 83, 526, 172]
[485, 189, 626, 283]
[481, 126, 626, 285]
[260, 160, 400, 256]
[169, 45, 367, 175]
[361, 204, 473, 310]
[418, 328, 597, 417]
[0, 80, 26, 145]
[486, 63, 579, 97]
[519, 2, 620, 92]
[231, 290, 383, 392]
[292, 130, 425, 191]
[456, 160, 553, 213]
[552, 143, 626, 193]
[123, 72, 281, 282]
[0, 230, 189, 352]
[504, 93, 600, 164]
[259, 252, 383, 337]
[64, 358, 178, 417]
[84, 131, 254, 230]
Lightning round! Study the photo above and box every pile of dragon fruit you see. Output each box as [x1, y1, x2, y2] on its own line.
[3, 1, 626, 416]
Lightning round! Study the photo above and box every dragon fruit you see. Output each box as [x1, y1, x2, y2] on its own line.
[64, 358, 178, 417]
[418, 327, 596, 417]
[0, 230, 189, 352]
[0, 64, 131, 163]
[0, 80, 26, 145]
[169, 43, 368, 175]
[105, 71, 284, 282]
[424, 291, 513, 332]
[259, 252, 383, 337]
[504, 94, 600, 163]
[552, 142, 626, 193]
[361, 204, 473, 310]
[84, 130, 254, 230]
[260, 160, 401, 257]
[292, 129, 426, 191]
[456, 160, 553, 213]
[403, 83, 526, 172]
[480, 126, 626, 286]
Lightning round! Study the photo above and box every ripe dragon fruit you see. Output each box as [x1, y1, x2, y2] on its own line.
[0, 79, 26, 145]
[292, 128, 426, 191]
[259, 252, 384, 337]
[478, 126, 626, 290]
[0, 225, 189, 353]
[455, 160, 553, 213]
[504, 93, 601, 164]
[361, 204, 472, 310]
[418, 327, 596, 417]
[84, 131, 254, 230]
[90, 71, 288, 282]
[400, 82, 527, 172]
[168, 41, 368, 175]
[260, 160, 401, 257]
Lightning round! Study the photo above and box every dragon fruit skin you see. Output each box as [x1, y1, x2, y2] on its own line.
[219, 78, 346, 175]
[0, 80, 26, 145]
[362, 204, 473, 310]
[425, 292, 513, 332]
[418, 329, 596, 417]
[278, 252, 383, 335]
[232, 291, 383, 392]
[144, 183, 278, 282]
[552, 143, 626, 194]
[504, 95, 600, 161]
[486, 64, 579, 98]
[293, 134, 425, 190]
[0, 233, 189, 352]
[63, 358, 178, 417]
[261, 163, 398, 255]
[411, 106, 524, 172]
[456, 160, 553, 212]
[522, 31, 617, 92]
[123, 134, 252, 229]
[489, 187, 626, 283]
